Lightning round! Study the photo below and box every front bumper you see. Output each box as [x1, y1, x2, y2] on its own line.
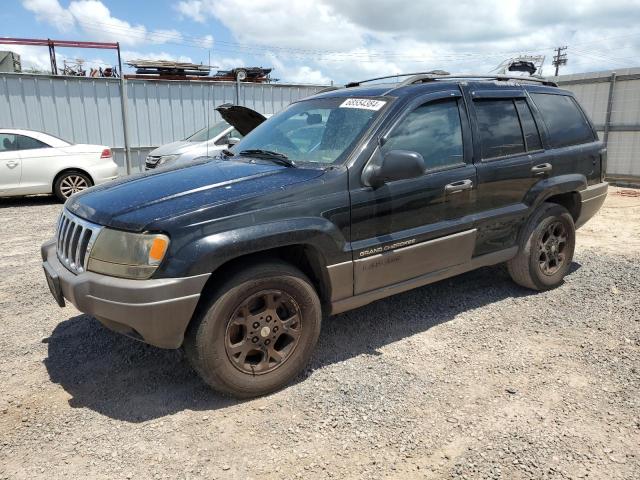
[41, 240, 210, 348]
[576, 182, 608, 229]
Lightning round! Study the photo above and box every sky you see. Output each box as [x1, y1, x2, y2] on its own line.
[1, 0, 640, 84]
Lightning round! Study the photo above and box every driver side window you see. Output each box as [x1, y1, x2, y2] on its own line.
[382, 99, 464, 171]
[0, 133, 17, 152]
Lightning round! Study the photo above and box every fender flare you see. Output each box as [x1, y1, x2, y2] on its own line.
[162, 217, 350, 278]
[524, 173, 587, 211]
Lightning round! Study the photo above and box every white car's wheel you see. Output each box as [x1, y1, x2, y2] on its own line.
[54, 171, 93, 202]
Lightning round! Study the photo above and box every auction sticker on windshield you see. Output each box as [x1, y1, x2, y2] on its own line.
[340, 98, 386, 111]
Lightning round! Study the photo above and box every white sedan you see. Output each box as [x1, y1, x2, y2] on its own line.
[0, 129, 118, 201]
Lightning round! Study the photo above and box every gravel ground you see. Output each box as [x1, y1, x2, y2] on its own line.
[0, 187, 639, 480]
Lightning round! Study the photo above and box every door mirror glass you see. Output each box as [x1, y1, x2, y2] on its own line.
[363, 149, 426, 187]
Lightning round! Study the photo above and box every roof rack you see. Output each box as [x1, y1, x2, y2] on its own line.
[399, 73, 557, 87]
[345, 72, 557, 89]
[345, 70, 450, 88]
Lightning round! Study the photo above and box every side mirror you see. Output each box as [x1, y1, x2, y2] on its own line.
[362, 149, 426, 188]
[227, 137, 241, 146]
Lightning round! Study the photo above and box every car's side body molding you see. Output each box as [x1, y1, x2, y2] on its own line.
[330, 246, 517, 315]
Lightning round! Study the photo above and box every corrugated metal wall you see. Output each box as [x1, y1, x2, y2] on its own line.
[0, 73, 326, 172]
[553, 68, 640, 182]
[3, 70, 639, 181]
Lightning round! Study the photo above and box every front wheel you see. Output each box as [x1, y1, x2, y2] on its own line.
[507, 202, 576, 291]
[184, 261, 322, 398]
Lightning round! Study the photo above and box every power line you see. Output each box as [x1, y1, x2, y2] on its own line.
[17, 15, 640, 73]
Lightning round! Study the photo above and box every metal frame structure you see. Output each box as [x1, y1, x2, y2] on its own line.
[0, 37, 133, 174]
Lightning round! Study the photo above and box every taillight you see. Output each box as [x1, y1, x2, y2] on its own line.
[100, 148, 112, 159]
[600, 148, 607, 182]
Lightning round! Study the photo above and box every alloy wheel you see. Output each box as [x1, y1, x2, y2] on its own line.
[537, 221, 568, 276]
[224, 289, 302, 375]
[59, 175, 89, 198]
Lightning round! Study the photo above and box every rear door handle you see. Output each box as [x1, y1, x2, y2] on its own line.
[6, 160, 19, 168]
[531, 163, 552, 175]
[445, 179, 473, 194]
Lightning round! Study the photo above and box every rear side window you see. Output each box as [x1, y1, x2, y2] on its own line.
[16, 135, 50, 150]
[515, 99, 542, 151]
[474, 100, 525, 159]
[382, 99, 464, 171]
[530, 93, 594, 148]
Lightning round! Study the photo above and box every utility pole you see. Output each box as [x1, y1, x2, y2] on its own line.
[552, 46, 568, 76]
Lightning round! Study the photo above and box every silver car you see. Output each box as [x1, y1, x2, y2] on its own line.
[145, 104, 268, 170]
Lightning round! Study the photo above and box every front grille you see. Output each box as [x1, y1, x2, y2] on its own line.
[56, 210, 103, 274]
[145, 155, 161, 170]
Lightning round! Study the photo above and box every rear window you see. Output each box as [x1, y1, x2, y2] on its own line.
[530, 93, 594, 148]
[474, 99, 525, 159]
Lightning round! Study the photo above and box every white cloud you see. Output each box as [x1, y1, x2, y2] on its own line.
[146, 29, 184, 45]
[8, 45, 55, 72]
[266, 53, 330, 84]
[175, 0, 207, 23]
[174, 0, 640, 82]
[22, 0, 74, 29]
[198, 34, 214, 49]
[21, 0, 208, 48]
[20, 0, 640, 83]
[176, 0, 365, 50]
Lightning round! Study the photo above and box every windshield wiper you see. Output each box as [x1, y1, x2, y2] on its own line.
[238, 149, 297, 168]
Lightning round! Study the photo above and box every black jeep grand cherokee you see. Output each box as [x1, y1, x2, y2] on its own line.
[42, 73, 608, 398]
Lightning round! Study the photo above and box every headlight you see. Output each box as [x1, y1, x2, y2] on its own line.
[157, 154, 180, 165]
[87, 229, 170, 279]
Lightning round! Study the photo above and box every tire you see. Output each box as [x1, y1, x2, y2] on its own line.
[184, 261, 322, 398]
[54, 171, 93, 202]
[507, 202, 576, 291]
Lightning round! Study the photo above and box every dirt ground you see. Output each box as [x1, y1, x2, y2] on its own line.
[0, 186, 638, 480]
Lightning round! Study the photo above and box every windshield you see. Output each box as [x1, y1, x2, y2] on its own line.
[185, 121, 230, 142]
[232, 97, 386, 164]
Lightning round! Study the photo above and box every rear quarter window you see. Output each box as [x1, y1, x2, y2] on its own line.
[530, 93, 594, 148]
[16, 135, 50, 150]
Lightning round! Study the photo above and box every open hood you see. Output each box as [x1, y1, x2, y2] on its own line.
[215, 103, 267, 136]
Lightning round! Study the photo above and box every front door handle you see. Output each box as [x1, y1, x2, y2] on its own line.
[531, 163, 552, 175]
[6, 160, 19, 168]
[445, 179, 473, 194]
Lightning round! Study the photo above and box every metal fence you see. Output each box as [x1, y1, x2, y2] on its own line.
[0, 73, 326, 172]
[553, 67, 640, 183]
[3, 70, 639, 182]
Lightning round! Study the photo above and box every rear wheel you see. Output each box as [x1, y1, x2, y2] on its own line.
[184, 261, 322, 398]
[54, 171, 93, 202]
[507, 202, 576, 291]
